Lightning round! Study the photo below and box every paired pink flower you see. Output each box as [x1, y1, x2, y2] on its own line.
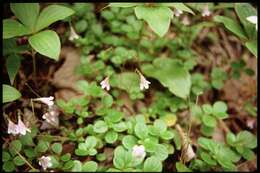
[34, 96, 54, 108]
[174, 9, 183, 17]
[69, 26, 80, 41]
[137, 71, 151, 90]
[100, 76, 110, 91]
[7, 116, 31, 136]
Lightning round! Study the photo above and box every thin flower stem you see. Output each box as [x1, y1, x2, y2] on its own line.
[14, 148, 36, 170]
[37, 134, 69, 141]
[25, 83, 41, 97]
[31, 99, 35, 119]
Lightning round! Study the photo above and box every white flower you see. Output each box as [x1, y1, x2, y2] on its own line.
[100, 77, 110, 91]
[182, 16, 190, 26]
[7, 119, 19, 135]
[138, 73, 151, 90]
[69, 26, 80, 41]
[174, 9, 183, 17]
[132, 145, 146, 159]
[202, 5, 211, 17]
[34, 96, 54, 107]
[246, 16, 257, 30]
[17, 116, 31, 135]
[39, 156, 52, 170]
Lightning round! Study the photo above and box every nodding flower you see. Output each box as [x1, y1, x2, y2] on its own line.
[136, 70, 151, 90]
[246, 16, 257, 30]
[69, 25, 80, 41]
[39, 156, 52, 170]
[34, 96, 54, 107]
[7, 119, 19, 135]
[7, 116, 31, 136]
[100, 76, 110, 91]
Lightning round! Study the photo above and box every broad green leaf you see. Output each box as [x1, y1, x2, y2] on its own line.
[109, 3, 139, 8]
[75, 149, 88, 156]
[35, 5, 74, 32]
[6, 54, 21, 85]
[245, 40, 257, 57]
[214, 15, 247, 40]
[162, 3, 194, 14]
[93, 120, 108, 133]
[51, 143, 63, 154]
[141, 58, 191, 99]
[3, 19, 30, 39]
[28, 30, 60, 60]
[24, 148, 36, 158]
[82, 161, 98, 172]
[19, 132, 34, 146]
[160, 130, 174, 140]
[135, 5, 173, 37]
[3, 84, 21, 103]
[122, 135, 138, 150]
[134, 122, 149, 139]
[143, 139, 157, 153]
[235, 3, 257, 40]
[112, 122, 128, 132]
[10, 3, 39, 31]
[143, 156, 162, 172]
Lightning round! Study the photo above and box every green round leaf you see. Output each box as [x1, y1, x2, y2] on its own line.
[202, 104, 213, 114]
[102, 94, 113, 108]
[24, 148, 36, 158]
[2, 151, 11, 162]
[202, 114, 216, 127]
[154, 119, 167, 134]
[82, 161, 98, 172]
[28, 30, 61, 60]
[112, 122, 128, 132]
[61, 153, 71, 162]
[154, 144, 168, 161]
[35, 140, 49, 153]
[143, 156, 162, 172]
[93, 120, 108, 133]
[113, 146, 132, 170]
[134, 122, 149, 140]
[71, 160, 82, 172]
[13, 156, 26, 166]
[105, 131, 118, 144]
[85, 136, 97, 148]
[63, 160, 74, 170]
[9, 140, 22, 156]
[122, 135, 138, 150]
[51, 143, 62, 154]
[3, 161, 16, 172]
